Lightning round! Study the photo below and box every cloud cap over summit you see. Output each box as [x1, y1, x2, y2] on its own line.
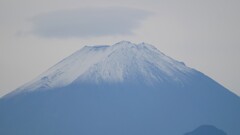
[30, 8, 150, 38]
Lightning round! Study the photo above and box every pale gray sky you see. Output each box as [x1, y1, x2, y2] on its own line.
[1, 0, 240, 96]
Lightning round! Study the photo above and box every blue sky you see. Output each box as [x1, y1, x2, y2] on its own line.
[0, 0, 240, 96]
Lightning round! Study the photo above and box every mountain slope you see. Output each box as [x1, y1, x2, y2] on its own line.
[0, 41, 240, 135]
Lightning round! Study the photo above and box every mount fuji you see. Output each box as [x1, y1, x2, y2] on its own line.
[0, 41, 240, 135]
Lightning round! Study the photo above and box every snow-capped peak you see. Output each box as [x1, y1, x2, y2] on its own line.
[17, 41, 195, 92]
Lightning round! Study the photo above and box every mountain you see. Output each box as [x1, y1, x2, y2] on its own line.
[184, 125, 227, 135]
[0, 41, 240, 135]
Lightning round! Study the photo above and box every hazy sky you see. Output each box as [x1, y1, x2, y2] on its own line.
[1, 0, 240, 96]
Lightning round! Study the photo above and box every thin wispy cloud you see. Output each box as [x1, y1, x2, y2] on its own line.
[29, 7, 151, 38]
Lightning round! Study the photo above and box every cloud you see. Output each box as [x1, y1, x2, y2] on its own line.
[29, 7, 150, 38]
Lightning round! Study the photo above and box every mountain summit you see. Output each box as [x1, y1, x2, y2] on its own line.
[1, 41, 240, 135]
[16, 41, 194, 92]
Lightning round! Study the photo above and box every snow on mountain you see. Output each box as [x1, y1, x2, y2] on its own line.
[16, 41, 195, 92]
